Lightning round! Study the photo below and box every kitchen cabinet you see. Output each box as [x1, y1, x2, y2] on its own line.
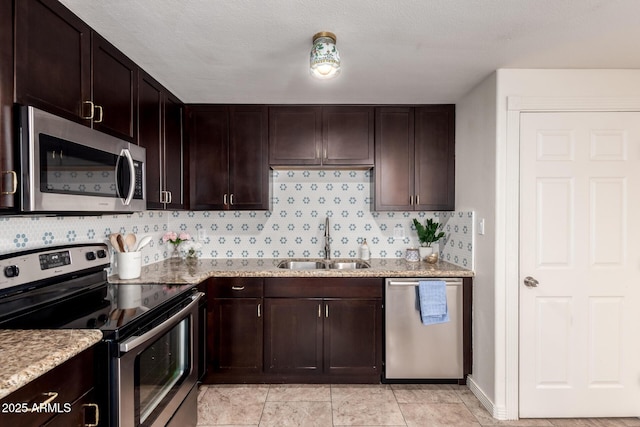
[138, 70, 185, 209]
[187, 105, 270, 210]
[269, 106, 374, 167]
[0, 0, 14, 209]
[374, 105, 455, 211]
[0, 346, 99, 427]
[15, 0, 138, 142]
[205, 278, 263, 382]
[263, 277, 382, 383]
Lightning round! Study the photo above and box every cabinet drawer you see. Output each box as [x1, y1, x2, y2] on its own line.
[0, 346, 94, 427]
[208, 277, 263, 298]
[265, 278, 382, 298]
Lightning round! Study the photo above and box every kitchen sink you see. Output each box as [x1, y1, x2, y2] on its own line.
[276, 260, 326, 270]
[327, 261, 370, 270]
[276, 259, 370, 270]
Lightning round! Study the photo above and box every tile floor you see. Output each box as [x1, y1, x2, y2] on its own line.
[196, 384, 640, 427]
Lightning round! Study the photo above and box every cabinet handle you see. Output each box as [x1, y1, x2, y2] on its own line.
[323, 147, 327, 159]
[82, 403, 100, 427]
[230, 194, 234, 205]
[316, 146, 320, 159]
[1, 171, 17, 195]
[415, 195, 420, 205]
[167, 191, 172, 204]
[94, 105, 104, 123]
[257, 303, 261, 318]
[318, 304, 321, 317]
[160, 191, 166, 203]
[223, 194, 228, 206]
[81, 100, 95, 120]
[325, 304, 329, 318]
[231, 286, 245, 291]
[409, 195, 414, 205]
[27, 391, 58, 412]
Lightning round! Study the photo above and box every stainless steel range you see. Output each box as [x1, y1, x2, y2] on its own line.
[0, 244, 205, 427]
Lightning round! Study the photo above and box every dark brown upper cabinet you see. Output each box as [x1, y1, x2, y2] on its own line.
[269, 106, 374, 167]
[374, 105, 455, 211]
[138, 70, 185, 210]
[15, 0, 137, 142]
[0, 0, 15, 209]
[188, 105, 270, 211]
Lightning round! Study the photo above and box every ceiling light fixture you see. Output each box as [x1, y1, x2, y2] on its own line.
[310, 32, 340, 80]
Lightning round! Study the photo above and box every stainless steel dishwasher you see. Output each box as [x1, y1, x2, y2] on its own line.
[384, 278, 464, 380]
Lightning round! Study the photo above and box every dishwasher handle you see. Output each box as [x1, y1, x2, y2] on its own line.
[387, 278, 463, 287]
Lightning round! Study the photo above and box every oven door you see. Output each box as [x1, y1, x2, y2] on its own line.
[115, 292, 203, 427]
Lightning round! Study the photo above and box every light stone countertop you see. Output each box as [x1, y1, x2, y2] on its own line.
[109, 257, 474, 284]
[0, 329, 103, 400]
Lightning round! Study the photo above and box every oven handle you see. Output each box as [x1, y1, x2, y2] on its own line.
[119, 292, 204, 354]
[120, 148, 136, 206]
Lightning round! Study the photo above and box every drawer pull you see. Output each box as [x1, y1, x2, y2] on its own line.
[82, 403, 100, 427]
[231, 286, 245, 291]
[27, 391, 58, 412]
[318, 304, 321, 317]
[257, 303, 261, 318]
[325, 304, 329, 318]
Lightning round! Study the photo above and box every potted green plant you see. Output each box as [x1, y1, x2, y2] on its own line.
[413, 218, 445, 260]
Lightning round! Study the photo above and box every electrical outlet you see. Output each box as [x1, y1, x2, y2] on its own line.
[393, 225, 405, 239]
[478, 218, 485, 235]
[197, 229, 206, 241]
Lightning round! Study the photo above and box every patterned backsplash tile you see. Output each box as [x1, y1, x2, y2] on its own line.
[0, 170, 474, 269]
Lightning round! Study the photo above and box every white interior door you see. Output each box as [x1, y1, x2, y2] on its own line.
[519, 112, 640, 418]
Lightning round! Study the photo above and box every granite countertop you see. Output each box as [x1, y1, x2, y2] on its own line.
[0, 329, 103, 400]
[109, 257, 474, 285]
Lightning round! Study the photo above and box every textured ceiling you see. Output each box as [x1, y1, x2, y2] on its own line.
[60, 0, 640, 104]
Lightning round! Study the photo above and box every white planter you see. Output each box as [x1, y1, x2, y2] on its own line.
[418, 246, 433, 260]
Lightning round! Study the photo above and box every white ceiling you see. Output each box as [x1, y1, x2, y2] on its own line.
[60, 0, 640, 104]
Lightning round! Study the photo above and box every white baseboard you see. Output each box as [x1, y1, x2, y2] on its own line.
[466, 375, 515, 421]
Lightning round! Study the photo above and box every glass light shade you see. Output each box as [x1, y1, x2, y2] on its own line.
[310, 32, 341, 79]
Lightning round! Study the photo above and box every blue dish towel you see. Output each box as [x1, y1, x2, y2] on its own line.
[418, 280, 449, 325]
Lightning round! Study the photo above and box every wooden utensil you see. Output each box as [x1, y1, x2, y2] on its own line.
[109, 233, 122, 252]
[116, 234, 126, 252]
[124, 233, 136, 252]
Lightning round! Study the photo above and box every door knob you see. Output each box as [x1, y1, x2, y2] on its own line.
[524, 276, 539, 287]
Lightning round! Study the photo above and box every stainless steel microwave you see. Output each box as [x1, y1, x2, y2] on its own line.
[17, 106, 146, 213]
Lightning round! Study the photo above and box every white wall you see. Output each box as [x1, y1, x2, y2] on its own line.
[464, 69, 640, 419]
[455, 73, 498, 407]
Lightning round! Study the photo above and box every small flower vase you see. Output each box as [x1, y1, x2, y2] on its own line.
[169, 244, 182, 264]
[185, 249, 198, 266]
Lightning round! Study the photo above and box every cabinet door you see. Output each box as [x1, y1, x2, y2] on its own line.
[210, 298, 263, 374]
[414, 105, 455, 210]
[164, 94, 185, 209]
[322, 107, 374, 166]
[0, 0, 14, 208]
[264, 298, 323, 374]
[188, 106, 229, 210]
[323, 299, 382, 376]
[15, 0, 91, 123]
[229, 106, 269, 210]
[92, 33, 137, 142]
[374, 107, 415, 211]
[138, 71, 163, 209]
[269, 106, 322, 165]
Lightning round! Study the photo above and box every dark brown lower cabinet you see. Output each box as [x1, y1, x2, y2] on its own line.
[204, 277, 383, 384]
[0, 346, 98, 427]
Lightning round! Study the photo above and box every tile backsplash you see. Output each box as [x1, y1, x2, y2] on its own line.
[0, 170, 474, 269]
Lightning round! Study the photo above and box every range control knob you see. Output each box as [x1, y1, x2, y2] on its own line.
[4, 265, 20, 278]
[85, 252, 96, 261]
[96, 249, 107, 259]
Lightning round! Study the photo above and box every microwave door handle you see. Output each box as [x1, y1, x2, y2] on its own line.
[119, 292, 204, 354]
[118, 148, 136, 205]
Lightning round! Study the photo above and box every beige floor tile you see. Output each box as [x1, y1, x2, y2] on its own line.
[331, 385, 406, 426]
[549, 420, 638, 427]
[266, 384, 331, 402]
[454, 388, 552, 426]
[399, 402, 481, 427]
[391, 384, 462, 404]
[197, 385, 269, 425]
[259, 401, 333, 427]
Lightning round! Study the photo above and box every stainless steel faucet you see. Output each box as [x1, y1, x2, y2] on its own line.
[324, 217, 331, 260]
